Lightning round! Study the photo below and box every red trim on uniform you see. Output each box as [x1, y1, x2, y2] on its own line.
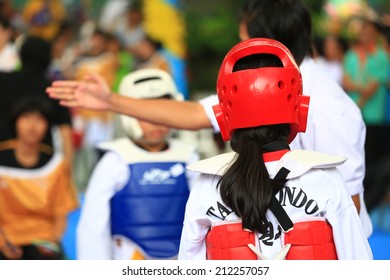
[263, 149, 289, 162]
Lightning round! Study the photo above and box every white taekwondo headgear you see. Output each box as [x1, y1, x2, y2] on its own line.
[118, 68, 183, 139]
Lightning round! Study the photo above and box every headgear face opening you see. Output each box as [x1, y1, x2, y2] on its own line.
[213, 38, 310, 143]
[118, 69, 183, 139]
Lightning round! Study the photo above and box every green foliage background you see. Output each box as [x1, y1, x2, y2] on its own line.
[182, 0, 242, 94]
[183, 0, 327, 94]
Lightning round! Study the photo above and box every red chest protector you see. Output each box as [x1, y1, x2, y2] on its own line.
[206, 222, 257, 260]
[189, 146, 347, 260]
[206, 220, 337, 260]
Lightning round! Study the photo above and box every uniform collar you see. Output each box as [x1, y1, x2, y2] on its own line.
[263, 149, 290, 162]
[262, 141, 290, 162]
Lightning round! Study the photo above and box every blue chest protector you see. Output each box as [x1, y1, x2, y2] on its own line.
[110, 161, 189, 259]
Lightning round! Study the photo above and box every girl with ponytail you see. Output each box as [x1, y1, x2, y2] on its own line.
[178, 38, 372, 260]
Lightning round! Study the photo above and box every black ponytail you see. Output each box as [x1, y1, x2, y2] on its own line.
[218, 124, 290, 233]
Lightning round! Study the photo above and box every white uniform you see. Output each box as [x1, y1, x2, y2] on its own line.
[0, 43, 19, 72]
[198, 57, 372, 236]
[178, 150, 373, 260]
[76, 137, 199, 260]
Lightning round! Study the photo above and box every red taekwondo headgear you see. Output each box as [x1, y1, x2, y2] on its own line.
[213, 38, 310, 143]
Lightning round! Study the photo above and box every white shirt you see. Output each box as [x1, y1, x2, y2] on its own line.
[76, 137, 199, 259]
[0, 43, 19, 72]
[314, 57, 344, 85]
[178, 151, 373, 260]
[198, 57, 372, 236]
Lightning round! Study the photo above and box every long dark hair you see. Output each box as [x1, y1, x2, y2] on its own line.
[217, 53, 290, 234]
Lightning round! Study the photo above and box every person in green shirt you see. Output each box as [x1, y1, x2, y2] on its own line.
[343, 19, 389, 125]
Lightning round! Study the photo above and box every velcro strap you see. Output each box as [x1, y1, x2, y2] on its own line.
[284, 221, 334, 244]
[206, 223, 255, 249]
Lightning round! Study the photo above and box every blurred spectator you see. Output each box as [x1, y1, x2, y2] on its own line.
[0, 0, 12, 20]
[47, 21, 76, 81]
[22, 0, 66, 42]
[343, 19, 389, 125]
[382, 25, 390, 123]
[0, 0, 21, 34]
[106, 32, 134, 94]
[0, 15, 19, 71]
[0, 97, 78, 260]
[344, 21, 390, 213]
[312, 36, 324, 59]
[99, 0, 133, 32]
[131, 35, 171, 74]
[69, 28, 119, 191]
[315, 35, 349, 85]
[114, 1, 145, 52]
[0, 35, 73, 165]
[71, 28, 118, 89]
[0, 1, 26, 40]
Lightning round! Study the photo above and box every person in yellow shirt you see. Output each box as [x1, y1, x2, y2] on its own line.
[22, 0, 66, 42]
[0, 97, 78, 260]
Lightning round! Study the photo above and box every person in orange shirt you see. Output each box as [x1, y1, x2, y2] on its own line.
[0, 97, 78, 260]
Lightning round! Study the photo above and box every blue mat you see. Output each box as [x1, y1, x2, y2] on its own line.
[61, 195, 84, 260]
[368, 204, 390, 260]
[62, 196, 390, 260]
[369, 229, 390, 260]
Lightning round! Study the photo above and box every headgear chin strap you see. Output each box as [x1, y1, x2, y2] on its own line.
[118, 69, 183, 140]
[213, 38, 310, 143]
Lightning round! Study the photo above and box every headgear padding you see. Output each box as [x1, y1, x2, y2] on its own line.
[213, 38, 310, 143]
[118, 69, 183, 139]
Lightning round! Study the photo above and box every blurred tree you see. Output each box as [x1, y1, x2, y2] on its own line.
[302, 0, 328, 35]
[182, 0, 241, 94]
[183, 0, 328, 93]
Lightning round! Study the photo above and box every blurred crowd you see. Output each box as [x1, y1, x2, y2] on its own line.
[312, 18, 390, 211]
[0, 0, 218, 260]
[0, 0, 191, 192]
[0, 0, 390, 260]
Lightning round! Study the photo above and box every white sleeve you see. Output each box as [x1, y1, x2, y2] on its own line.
[292, 64, 371, 236]
[185, 149, 201, 191]
[178, 174, 212, 260]
[291, 96, 366, 196]
[323, 169, 373, 260]
[330, 205, 373, 259]
[76, 151, 129, 260]
[198, 94, 220, 133]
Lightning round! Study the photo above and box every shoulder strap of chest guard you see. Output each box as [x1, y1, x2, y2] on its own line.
[277, 150, 347, 179]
